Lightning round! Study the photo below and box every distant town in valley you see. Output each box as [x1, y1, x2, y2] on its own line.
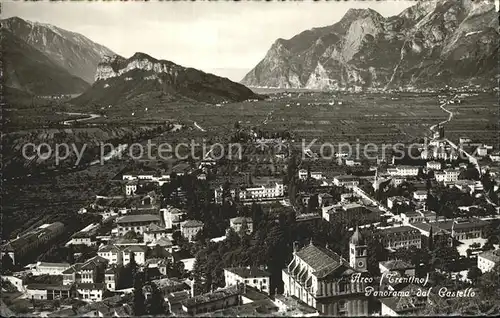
[1, 0, 499, 317]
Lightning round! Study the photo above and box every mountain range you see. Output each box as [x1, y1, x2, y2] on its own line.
[3, 17, 260, 105]
[71, 53, 260, 107]
[241, 0, 499, 90]
[2, 17, 115, 95]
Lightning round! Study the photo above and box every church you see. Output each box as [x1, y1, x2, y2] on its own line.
[282, 227, 370, 316]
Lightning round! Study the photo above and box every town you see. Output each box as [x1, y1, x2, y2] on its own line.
[2, 88, 499, 317]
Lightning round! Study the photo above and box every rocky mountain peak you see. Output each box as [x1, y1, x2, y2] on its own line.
[241, 0, 498, 90]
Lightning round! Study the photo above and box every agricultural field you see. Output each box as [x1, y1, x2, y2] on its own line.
[441, 93, 498, 147]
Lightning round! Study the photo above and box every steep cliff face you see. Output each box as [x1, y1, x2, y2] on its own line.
[2, 17, 115, 83]
[72, 53, 261, 107]
[242, 0, 498, 90]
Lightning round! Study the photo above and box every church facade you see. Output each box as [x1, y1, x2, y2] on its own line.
[282, 228, 370, 316]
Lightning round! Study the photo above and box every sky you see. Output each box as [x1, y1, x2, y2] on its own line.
[1, 1, 440, 81]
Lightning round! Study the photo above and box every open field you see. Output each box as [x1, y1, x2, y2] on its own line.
[441, 93, 499, 147]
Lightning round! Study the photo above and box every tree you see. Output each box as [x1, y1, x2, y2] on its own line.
[147, 283, 165, 315]
[124, 231, 138, 240]
[132, 275, 146, 316]
[1, 254, 14, 274]
[467, 266, 482, 285]
[307, 194, 319, 213]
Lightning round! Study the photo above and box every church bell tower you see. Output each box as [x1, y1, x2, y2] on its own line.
[349, 226, 368, 272]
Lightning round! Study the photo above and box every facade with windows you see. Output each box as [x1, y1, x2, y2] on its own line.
[282, 237, 368, 316]
[224, 267, 270, 294]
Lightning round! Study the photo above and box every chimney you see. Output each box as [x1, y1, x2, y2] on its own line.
[293, 241, 299, 254]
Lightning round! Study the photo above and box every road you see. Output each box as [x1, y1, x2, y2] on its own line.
[58, 112, 102, 125]
[194, 122, 206, 132]
[431, 96, 497, 207]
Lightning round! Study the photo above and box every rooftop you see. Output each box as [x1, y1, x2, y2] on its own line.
[182, 285, 240, 308]
[182, 220, 204, 228]
[478, 249, 500, 263]
[380, 259, 415, 270]
[225, 267, 270, 278]
[116, 214, 161, 224]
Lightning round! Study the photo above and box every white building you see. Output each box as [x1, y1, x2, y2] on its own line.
[333, 175, 359, 188]
[489, 152, 500, 162]
[31, 262, 70, 276]
[224, 267, 270, 294]
[477, 249, 500, 273]
[115, 214, 162, 236]
[105, 268, 119, 291]
[298, 169, 308, 180]
[240, 182, 285, 200]
[162, 207, 185, 230]
[98, 245, 123, 265]
[413, 191, 428, 201]
[122, 245, 146, 265]
[125, 182, 138, 196]
[387, 166, 419, 177]
[476, 146, 488, 157]
[426, 161, 441, 170]
[76, 283, 105, 302]
[444, 169, 460, 183]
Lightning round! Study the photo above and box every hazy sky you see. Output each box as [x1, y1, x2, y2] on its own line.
[4, 1, 421, 81]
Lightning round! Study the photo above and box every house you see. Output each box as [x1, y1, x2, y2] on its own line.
[98, 245, 123, 265]
[145, 258, 171, 276]
[62, 263, 83, 285]
[67, 231, 94, 246]
[162, 207, 185, 230]
[373, 226, 422, 250]
[400, 212, 425, 225]
[104, 267, 120, 291]
[413, 190, 428, 201]
[76, 283, 105, 302]
[229, 217, 253, 235]
[0, 222, 65, 265]
[115, 214, 162, 236]
[224, 267, 270, 294]
[80, 256, 109, 284]
[298, 169, 308, 180]
[239, 182, 285, 201]
[333, 175, 359, 188]
[125, 181, 138, 196]
[489, 152, 500, 162]
[317, 193, 334, 207]
[477, 249, 500, 273]
[165, 290, 191, 313]
[26, 284, 75, 300]
[2, 275, 25, 292]
[181, 220, 204, 242]
[181, 284, 243, 315]
[476, 146, 488, 157]
[148, 236, 174, 252]
[426, 161, 441, 170]
[143, 224, 169, 243]
[387, 196, 410, 210]
[387, 166, 419, 177]
[436, 169, 460, 183]
[323, 203, 381, 225]
[380, 284, 432, 316]
[122, 245, 147, 265]
[379, 260, 415, 277]
[310, 172, 323, 180]
[32, 262, 71, 276]
[437, 218, 489, 241]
